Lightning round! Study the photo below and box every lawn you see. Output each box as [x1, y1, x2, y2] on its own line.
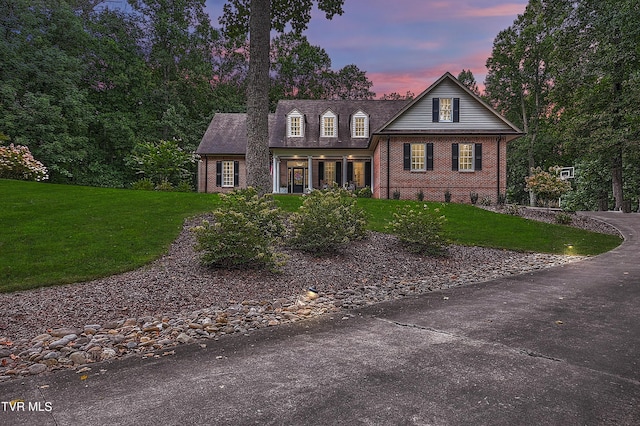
[0, 180, 622, 293]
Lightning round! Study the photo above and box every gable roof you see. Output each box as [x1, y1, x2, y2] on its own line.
[379, 72, 523, 137]
[269, 99, 409, 149]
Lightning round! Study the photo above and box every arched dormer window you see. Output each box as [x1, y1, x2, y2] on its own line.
[287, 109, 304, 137]
[321, 110, 337, 138]
[352, 110, 369, 138]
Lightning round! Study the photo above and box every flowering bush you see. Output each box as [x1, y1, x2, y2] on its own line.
[0, 144, 49, 181]
[192, 188, 286, 270]
[525, 166, 572, 205]
[388, 204, 449, 256]
[288, 187, 367, 254]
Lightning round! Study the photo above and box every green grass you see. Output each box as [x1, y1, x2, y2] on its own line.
[0, 180, 220, 292]
[0, 182, 622, 293]
[276, 195, 622, 257]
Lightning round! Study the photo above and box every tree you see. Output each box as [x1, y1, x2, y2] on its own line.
[484, 0, 560, 205]
[270, 33, 332, 100]
[551, 0, 640, 210]
[220, 0, 345, 194]
[0, 0, 94, 182]
[380, 91, 415, 101]
[325, 64, 375, 100]
[457, 69, 480, 96]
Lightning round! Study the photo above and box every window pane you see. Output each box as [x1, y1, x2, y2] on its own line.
[354, 117, 366, 137]
[222, 161, 234, 187]
[324, 162, 335, 185]
[411, 144, 425, 170]
[440, 98, 452, 122]
[323, 116, 335, 137]
[459, 143, 473, 171]
[290, 116, 301, 136]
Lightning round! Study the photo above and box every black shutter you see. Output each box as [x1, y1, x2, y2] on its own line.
[453, 98, 460, 122]
[474, 143, 482, 171]
[365, 161, 371, 187]
[426, 143, 434, 171]
[452, 143, 459, 171]
[347, 162, 354, 183]
[336, 161, 342, 186]
[233, 161, 240, 186]
[318, 161, 325, 186]
[216, 161, 222, 187]
[432, 98, 440, 122]
[403, 143, 411, 170]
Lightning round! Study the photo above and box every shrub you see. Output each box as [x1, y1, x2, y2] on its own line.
[417, 189, 424, 201]
[470, 192, 479, 205]
[356, 186, 372, 198]
[388, 204, 449, 256]
[0, 143, 48, 181]
[155, 179, 174, 191]
[555, 212, 573, 225]
[288, 187, 367, 254]
[444, 190, 451, 203]
[525, 166, 572, 206]
[480, 196, 492, 207]
[192, 188, 285, 270]
[393, 189, 401, 200]
[131, 178, 155, 190]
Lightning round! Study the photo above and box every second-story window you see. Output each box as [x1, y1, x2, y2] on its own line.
[321, 111, 337, 137]
[288, 110, 304, 137]
[352, 111, 369, 138]
[439, 98, 453, 122]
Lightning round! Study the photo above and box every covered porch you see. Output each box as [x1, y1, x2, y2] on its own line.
[271, 152, 372, 194]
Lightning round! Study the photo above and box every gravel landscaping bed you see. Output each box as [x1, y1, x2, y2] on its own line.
[0, 209, 620, 380]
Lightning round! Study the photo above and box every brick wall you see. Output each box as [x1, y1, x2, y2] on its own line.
[197, 156, 246, 193]
[374, 136, 507, 203]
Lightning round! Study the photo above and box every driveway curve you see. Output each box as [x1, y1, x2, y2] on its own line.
[1, 212, 639, 425]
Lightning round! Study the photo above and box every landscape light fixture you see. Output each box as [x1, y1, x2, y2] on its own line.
[307, 287, 319, 300]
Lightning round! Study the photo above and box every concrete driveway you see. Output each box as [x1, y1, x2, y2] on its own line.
[1, 212, 639, 425]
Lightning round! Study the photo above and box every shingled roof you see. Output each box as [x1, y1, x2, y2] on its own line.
[269, 99, 410, 149]
[197, 99, 410, 155]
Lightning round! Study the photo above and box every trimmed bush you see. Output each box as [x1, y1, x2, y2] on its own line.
[388, 204, 449, 256]
[288, 187, 367, 254]
[192, 188, 285, 270]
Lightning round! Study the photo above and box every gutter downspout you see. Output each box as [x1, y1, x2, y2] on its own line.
[496, 135, 502, 202]
[386, 137, 391, 199]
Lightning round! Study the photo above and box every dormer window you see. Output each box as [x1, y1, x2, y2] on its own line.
[321, 110, 337, 138]
[352, 111, 369, 138]
[287, 109, 304, 137]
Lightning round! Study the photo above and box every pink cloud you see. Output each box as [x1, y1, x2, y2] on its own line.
[462, 3, 526, 18]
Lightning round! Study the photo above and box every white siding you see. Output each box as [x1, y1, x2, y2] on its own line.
[386, 79, 514, 132]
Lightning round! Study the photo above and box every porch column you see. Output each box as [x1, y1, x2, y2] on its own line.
[342, 156, 348, 187]
[307, 156, 313, 192]
[272, 156, 278, 193]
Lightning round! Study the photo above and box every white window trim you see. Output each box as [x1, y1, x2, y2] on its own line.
[222, 160, 235, 187]
[439, 98, 453, 123]
[287, 110, 304, 137]
[321, 110, 337, 138]
[459, 143, 474, 171]
[352, 111, 369, 138]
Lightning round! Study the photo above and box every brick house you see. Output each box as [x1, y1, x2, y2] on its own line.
[196, 72, 524, 203]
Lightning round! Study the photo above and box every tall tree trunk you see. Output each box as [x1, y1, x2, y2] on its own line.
[611, 148, 624, 210]
[246, 0, 272, 195]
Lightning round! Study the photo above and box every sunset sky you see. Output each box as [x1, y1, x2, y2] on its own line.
[204, 0, 528, 97]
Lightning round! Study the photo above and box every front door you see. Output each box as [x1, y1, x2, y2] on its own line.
[292, 167, 306, 193]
